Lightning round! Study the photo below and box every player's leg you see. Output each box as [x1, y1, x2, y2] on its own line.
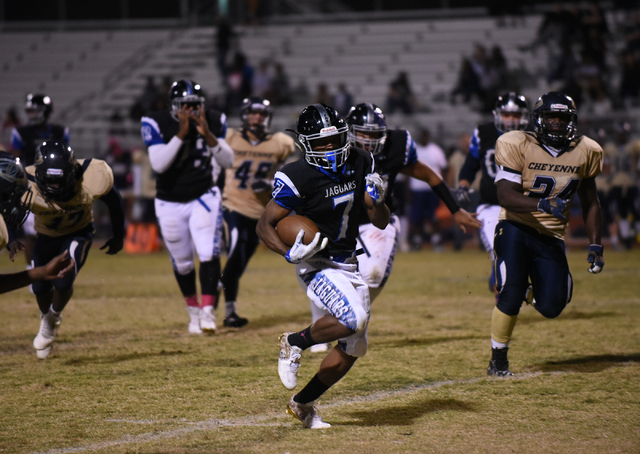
[489, 220, 532, 376]
[189, 189, 225, 332]
[219, 209, 258, 327]
[285, 269, 369, 429]
[477, 204, 501, 294]
[155, 198, 200, 333]
[356, 214, 400, 303]
[529, 234, 573, 319]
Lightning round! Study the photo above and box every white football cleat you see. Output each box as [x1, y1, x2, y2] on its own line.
[33, 310, 61, 351]
[36, 345, 53, 360]
[287, 396, 331, 429]
[278, 333, 302, 390]
[200, 305, 217, 333]
[187, 306, 202, 334]
[309, 343, 331, 353]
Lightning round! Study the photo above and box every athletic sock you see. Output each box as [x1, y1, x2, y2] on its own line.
[225, 300, 236, 318]
[201, 294, 216, 309]
[185, 295, 199, 307]
[294, 374, 330, 404]
[288, 326, 315, 350]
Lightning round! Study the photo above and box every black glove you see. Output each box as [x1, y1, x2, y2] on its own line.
[455, 186, 471, 206]
[587, 244, 604, 274]
[537, 196, 569, 221]
[100, 237, 124, 255]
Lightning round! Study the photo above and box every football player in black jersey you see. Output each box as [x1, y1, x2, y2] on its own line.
[257, 104, 389, 429]
[0, 150, 74, 294]
[308, 103, 482, 353]
[488, 92, 604, 376]
[141, 79, 234, 334]
[456, 92, 530, 296]
[10, 93, 70, 266]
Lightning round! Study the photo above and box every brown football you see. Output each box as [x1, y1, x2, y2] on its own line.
[276, 214, 320, 247]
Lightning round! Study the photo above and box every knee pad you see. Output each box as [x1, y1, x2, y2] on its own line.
[535, 301, 566, 319]
[173, 260, 194, 276]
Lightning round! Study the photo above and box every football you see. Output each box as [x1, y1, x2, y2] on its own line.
[276, 214, 320, 247]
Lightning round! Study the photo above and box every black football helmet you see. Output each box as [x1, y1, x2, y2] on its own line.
[345, 103, 387, 155]
[0, 152, 31, 230]
[25, 93, 53, 126]
[34, 141, 79, 202]
[493, 92, 529, 133]
[290, 104, 350, 172]
[168, 79, 205, 120]
[240, 96, 273, 138]
[531, 92, 578, 150]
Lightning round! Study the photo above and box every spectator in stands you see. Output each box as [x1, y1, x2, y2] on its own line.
[618, 49, 640, 104]
[313, 82, 332, 105]
[519, 2, 574, 53]
[225, 52, 254, 114]
[270, 62, 293, 106]
[215, 15, 235, 78]
[1, 107, 20, 149]
[332, 83, 354, 117]
[481, 45, 508, 113]
[252, 59, 274, 99]
[408, 128, 449, 251]
[450, 57, 482, 105]
[386, 71, 418, 114]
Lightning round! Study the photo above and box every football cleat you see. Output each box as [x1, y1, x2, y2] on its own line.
[200, 305, 217, 333]
[187, 306, 202, 334]
[278, 333, 302, 390]
[487, 347, 514, 377]
[223, 312, 248, 328]
[287, 396, 331, 429]
[309, 343, 331, 353]
[36, 345, 53, 360]
[33, 310, 61, 352]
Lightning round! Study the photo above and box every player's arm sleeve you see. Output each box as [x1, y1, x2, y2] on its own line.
[584, 142, 604, 179]
[141, 116, 183, 174]
[272, 171, 304, 211]
[494, 137, 524, 185]
[211, 138, 234, 169]
[99, 186, 126, 239]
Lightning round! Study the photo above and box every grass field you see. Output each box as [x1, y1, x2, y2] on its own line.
[0, 245, 639, 454]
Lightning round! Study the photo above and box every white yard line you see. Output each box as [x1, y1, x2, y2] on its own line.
[32, 371, 562, 454]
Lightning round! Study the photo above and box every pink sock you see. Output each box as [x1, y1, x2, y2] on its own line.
[185, 295, 199, 307]
[201, 294, 216, 308]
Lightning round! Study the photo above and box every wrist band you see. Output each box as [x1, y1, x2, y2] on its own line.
[432, 182, 460, 214]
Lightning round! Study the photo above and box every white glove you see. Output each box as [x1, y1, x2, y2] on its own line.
[285, 230, 328, 264]
[365, 172, 385, 205]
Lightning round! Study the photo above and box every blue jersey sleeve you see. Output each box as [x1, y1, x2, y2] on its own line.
[272, 171, 304, 211]
[140, 117, 166, 147]
[10, 128, 23, 151]
[469, 128, 481, 159]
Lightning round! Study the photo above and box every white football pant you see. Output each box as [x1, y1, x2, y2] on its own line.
[296, 259, 371, 357]
[476, 204, 501, 261]
[155, 188, 223, 275]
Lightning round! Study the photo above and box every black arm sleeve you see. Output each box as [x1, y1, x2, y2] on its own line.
[99, 186, 126, 239]
[432, 182, 460, 214]
[458, 153, 481, 184]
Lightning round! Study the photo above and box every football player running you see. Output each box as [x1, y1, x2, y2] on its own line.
[308, 103, 482, 353]
[488, 92, 604, 376]
[141, 80, 234, 334]
[456, 92, 530, 296]
[0, 151, 74, 294]
[10, 93, 70, 269]
[257, 103, 390, 429]
[217, 97, 294, 327]
[8, 141, 125, 359]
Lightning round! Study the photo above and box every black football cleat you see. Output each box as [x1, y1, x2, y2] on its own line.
[223, 312, 248, 328]
[487, 347, 515, 377]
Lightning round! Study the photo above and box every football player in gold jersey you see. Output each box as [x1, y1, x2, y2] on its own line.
[11, 141, 125, 359]
[0, 151, 73, 294]
[488, 92, 604, 376]
[218, 97, 295, 327]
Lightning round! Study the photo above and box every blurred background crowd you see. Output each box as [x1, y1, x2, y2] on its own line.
[1, 0, 639, 252]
